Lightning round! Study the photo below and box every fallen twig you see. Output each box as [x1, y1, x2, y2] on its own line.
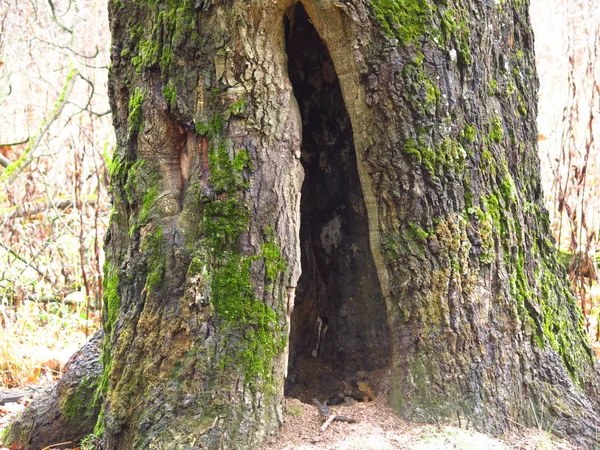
[312, 397, 356, 431]
[320, 414, 336, 431]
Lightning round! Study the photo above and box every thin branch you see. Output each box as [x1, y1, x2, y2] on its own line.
[46, 0, 73, 34]
[38, 37, 100, 59]
[0, 241, 52, 283]
[7, 197, 97, 219]
[0, 139, 30, 167]
[0, 68, 77, 183]
[0, 138, 29, 147]
[0, 154, 10, 168]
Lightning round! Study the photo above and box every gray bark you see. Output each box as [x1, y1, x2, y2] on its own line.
[1, 331, 103, 450]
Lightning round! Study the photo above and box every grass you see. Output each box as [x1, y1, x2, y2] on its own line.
[0, 300, 100, 389]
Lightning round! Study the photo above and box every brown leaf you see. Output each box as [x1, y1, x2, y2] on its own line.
[357, 381, 375, 401]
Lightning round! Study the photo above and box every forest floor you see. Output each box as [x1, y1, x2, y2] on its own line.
[0, 329, 579, 450]
[0, 394, 576, 450]
[0, 393, 579, 450]
[261, 397, 575, 450]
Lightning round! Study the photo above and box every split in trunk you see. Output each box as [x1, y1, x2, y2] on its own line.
[284, 4, 391, 405]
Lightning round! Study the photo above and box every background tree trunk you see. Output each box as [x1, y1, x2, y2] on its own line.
[101, 0, 600, 448]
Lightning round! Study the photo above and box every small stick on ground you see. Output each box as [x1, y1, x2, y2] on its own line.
[320, 413, 337, 431]
[312, 397, 356, 431]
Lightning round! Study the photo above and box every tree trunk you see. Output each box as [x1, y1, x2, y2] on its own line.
[99, 0, 600, 448]
[1, 331, 103, 450]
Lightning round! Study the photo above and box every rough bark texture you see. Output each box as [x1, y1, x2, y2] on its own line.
[97, 0, 600, 448]
[1, 330, 103, 450]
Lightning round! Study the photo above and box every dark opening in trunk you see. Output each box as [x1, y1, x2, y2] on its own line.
[284, 3, 391, 405]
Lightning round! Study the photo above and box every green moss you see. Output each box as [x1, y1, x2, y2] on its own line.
[229, 98, 246, 116]
[103, 267, 120, 337]
[480, 149, 496, 177]
[195, 114, 224, 138]
[461, 124, 476, 143]
[139, 184, 159, 224]
[468, 207, 495, 264]
[370, 0, 434, 45]
[187, 254, 207, 277]
[142, 227, 165, 293]
[162, 83, 177, 107]
[132, 39, 160, 73]
[402, 58, 441, 117]
[211, 256, 285, 385]
[535, 264, 589, 386]
[517, 94, 528, 115]
[409, 222, 429, 242]
[499, 174, 517, 202]
[193, 124, 284, 389]
[59, 376, 100, 422]
[507, 81, 516, 96]
[169, 0, 197, 48]
[440, 8, 472, 65]
[260, 229, 286, 282]
[80, 433, 101, 450]
[126, 0, 197, 74]
[403, 137, 428, 171]
[439, 138, 466, 172]
[209, 145, 251, 194]
[489, 115, 503, 142]
[93, 264, 121, 438]
[402, 135, 466, 177]
[488, 79, 498, 96]
[127, 88, 146, 135]
[478, 182, 590, 387]
[203, 199, 249, 254]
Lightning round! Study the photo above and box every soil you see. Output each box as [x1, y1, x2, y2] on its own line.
[261, 397, 575, 450]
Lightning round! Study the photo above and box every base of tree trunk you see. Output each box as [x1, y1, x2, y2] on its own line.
[1, 330, 103, 450]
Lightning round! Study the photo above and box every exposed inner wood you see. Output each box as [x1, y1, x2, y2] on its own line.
[284, 3, 391, 404]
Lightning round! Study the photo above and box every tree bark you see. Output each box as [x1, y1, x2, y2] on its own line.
[1, 331, 103, 450]
[96, 0, 600, 448]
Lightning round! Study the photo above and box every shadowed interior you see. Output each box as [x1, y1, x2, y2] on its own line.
[284, 3, 391, 404]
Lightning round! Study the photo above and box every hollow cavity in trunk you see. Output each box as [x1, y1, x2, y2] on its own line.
[284, 3, 391, 406]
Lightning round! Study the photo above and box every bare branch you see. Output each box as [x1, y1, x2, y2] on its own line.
[0, 69, 77, 183]
[0, 154, 10, 168]
[0, 241, 52, 283]
[46, 0, 73, 34]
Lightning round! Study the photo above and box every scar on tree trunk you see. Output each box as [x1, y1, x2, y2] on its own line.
[284, 3, 392, 406]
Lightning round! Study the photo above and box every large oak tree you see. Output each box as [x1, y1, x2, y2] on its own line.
[11, 0, 600, 449]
